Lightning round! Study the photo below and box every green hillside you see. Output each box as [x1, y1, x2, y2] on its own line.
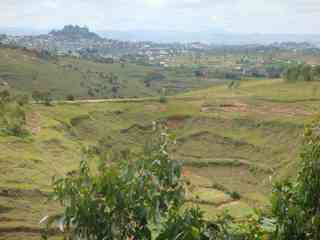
[0, 46, 224, 100]
[1, 78, 319, 239]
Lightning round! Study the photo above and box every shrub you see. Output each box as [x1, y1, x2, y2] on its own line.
[41, 130, 241, 240]
[228, 191, 241, 200]
[283, 64, 317, 82]
[270, 124, 320, 239]
[41, 131, 186, 239]
[66, 94, 75, 101]
[159, 88, 167, 104]
[159, 95, 167, 103]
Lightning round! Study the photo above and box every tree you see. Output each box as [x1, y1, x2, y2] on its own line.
[41, 128, 238, 240]
[40, 121, 320, 239]
[284, 64, 315, 82]
[159, 88, 167, 103]
[41, 130, 185, 239]
[270, 124, 320, 239]
[66, 94, 75, 101]
[312, 65, 320, 81]
[300, 64, 313, 81]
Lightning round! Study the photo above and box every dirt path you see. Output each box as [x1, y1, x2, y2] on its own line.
[202, 101, 314, 117]
[31, 96, 204, 105]
[26, 112, 41, 135]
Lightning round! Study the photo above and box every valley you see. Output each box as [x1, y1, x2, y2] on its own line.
[2, 0, 320, 237]
[1, 78, 319, 239]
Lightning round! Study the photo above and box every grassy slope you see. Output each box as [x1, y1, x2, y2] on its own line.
[0, 47, 225, 100]
[1, 79, 320, 239]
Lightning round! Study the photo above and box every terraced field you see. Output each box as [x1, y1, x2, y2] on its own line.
[1, 79, 320, 239]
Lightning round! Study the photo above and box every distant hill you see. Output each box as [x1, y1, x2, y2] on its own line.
[1, 26, 320, 46]
[98, 29, 320, 45]
[49, 25, 102, 41]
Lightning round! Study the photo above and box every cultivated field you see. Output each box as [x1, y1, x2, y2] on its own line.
[1, 78, 319, 239]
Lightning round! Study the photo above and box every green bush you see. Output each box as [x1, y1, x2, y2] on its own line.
[228, 191, 241, 200]
[41, 123, 320, 239]
[41, 130, 242, 239]
[41, 131, 186, 239]
[283, 64, 320, 82]
[270, 124, 320, 239]
[159, 95, 167, 103]
[159, 88, 167, 104]
[66, 94, 75, 101]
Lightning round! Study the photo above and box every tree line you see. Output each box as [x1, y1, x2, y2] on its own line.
[284, 64, 320, 82]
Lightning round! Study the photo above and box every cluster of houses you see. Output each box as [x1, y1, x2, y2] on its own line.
[1, 33, 190, 68]
[1, 26, 318, 75]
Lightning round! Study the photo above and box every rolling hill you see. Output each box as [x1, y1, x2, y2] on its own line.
[1, 78, 319, 239]
[0, 46, 223, 100]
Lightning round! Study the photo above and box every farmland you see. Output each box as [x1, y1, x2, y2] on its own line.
[1, 78, 319, 239]
[0, 46, 226, 100]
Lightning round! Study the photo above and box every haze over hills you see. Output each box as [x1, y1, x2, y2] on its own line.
[1, 26, 320, 46]
[98, 30, 320, 46]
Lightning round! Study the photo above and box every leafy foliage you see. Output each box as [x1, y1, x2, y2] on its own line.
[283, 64, 320, 82]
[42, 131, 186, 239]
[41, 122, 320, 240]
[157, 208, 231, 240]
[270, 124, 320, 239]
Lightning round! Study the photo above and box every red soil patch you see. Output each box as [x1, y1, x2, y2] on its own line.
[26, 112, 41, 135]
[202, 102, 313, 117]
[265, 106, 311, 116]
[182, 168, 191, 177]
[165, 115, 190, 129]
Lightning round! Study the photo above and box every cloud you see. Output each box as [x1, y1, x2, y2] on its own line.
[41, 0, 60, 9]
[0, 0, 319, 33]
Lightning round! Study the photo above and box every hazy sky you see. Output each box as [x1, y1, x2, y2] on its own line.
[0, 0, 319, 34]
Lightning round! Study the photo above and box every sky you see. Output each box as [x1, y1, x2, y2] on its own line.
[0, 0, 319, 34]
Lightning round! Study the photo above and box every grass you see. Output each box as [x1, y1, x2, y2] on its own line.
[0, 46, 227, 100]
[188, 187, 232, 206]
[1, 78, 320, 239]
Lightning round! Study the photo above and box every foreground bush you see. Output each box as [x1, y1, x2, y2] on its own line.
[42, 124, 320, 239]
[270, 125, 320, 239]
